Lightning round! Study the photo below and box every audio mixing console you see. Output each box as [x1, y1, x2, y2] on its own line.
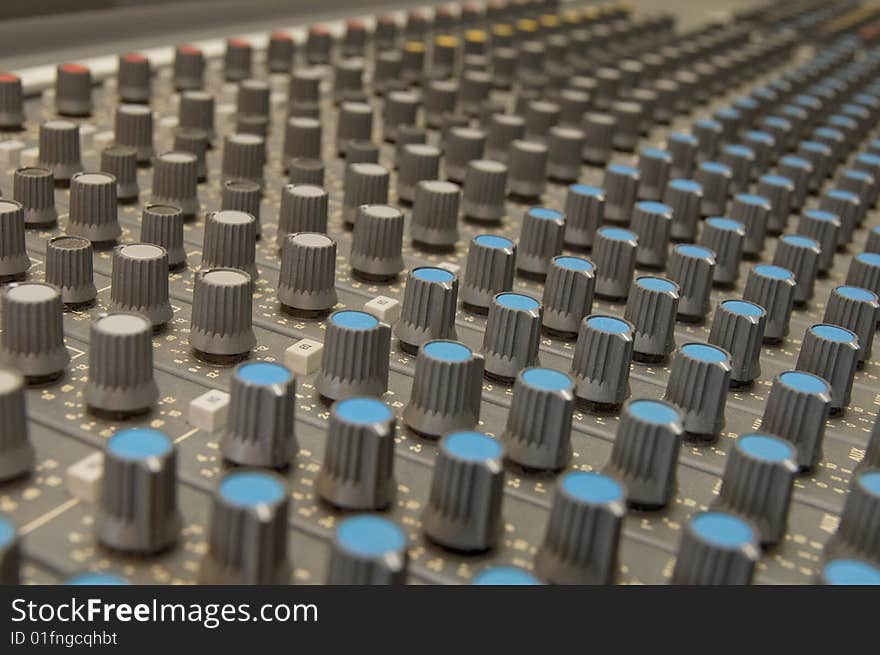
[1, 0, 880, 587]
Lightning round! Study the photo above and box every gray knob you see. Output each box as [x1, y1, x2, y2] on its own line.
[760, 371, 831, 470]
[12, 166, 57, 227]
[283, 116, 322, 167]
[221, 362, 298, 469]
[333, 58, 366, 104]
[0, 73, 24, 130]
[424, 79, 458, 128]
[796, 324, 860, 414]
[0, 368, 34, 481]
[410, 180, 460, 249]
[743, 130, 774, 174]
[694, 161, 731, 217]
[342, 163, 389, 226]
[756, 174, 794, 235]
[664, 343, 731, 441]
[190, 268, 256, 362]
[267, 31, 294, 73]
[316, 310, 391, 401]
[524, 100, 560, 143]
[714, 433, 798, 546]
[319, 397, 395, 509]
[667, 132, 698, 178]
[624, 276, 679, 362]
[670, 511, 758, 585]
[774, 235, 821, 306]
[820, 188, 861, 247]
[698, 217, 744, 288]
[404, 340, 483, 437]
[534, 471, 626, 584]
[222, 179, 262, 238]
[97, 427, 180, 554]
[462, 159, 507, 221]
[0, 516, 20, 584]
[581, 112, 615, 165]
[223, 37, 252, 81]
[486, 113, 525, 163]
[278, 184, 328, 245]
[199, 470, 291, 584]
[637, 147, 671, 201]
[516, 207, 564, 278]
[109, 244, 172, 327]
[114, 104, 153, 164]
[630, 201, 671, 269]
[501, 367, 574, 470]
[277, 233, 337, 316]
[570, 315, 634, 411]
[461, 234, 515, 312]
[55, 63, 92, 116]
[603, 399, 683, 509]
[797, 141, 833, 192]
[824, 285, 879, 365]
[743, 265, 796, 343]
[730, 194, 770, 259]
[37, 120, 82, 185]
[383, 90, 420, 142]
[542, 256, 595, 338]
[201, 209, 257, 279]
[777, 155, 812, 210]
[350, 204, 404, 281]
[444, 127, 486, 183]
[221, 134, 265, 187]
[708, 299, 766, 387]
[345, 139, 379, 164]
[719, 144, 755, 194]
[825, 470, 880, 563]
[0, 283, 69, 382]
[236, 78, 270, 117]
[151, 151, 200, 217]
[609, 100, 642, 151]
[507, 139, 548, 198]
[288, 66, 322, 105]
[67, 172, 120, 244]
[336, 102, 374, 155]
[593, 226, 637, 300]
[667, 244, 715, 322]
[374, 51, 405, 97]
[86, 312, 158, 416]
[602, 164, 639, 224]
[397, 144, 441, 203]
[664, 180, 702, 247]
[693, 118, 722, 159]
[0, 201, 29, 282]
[563, 184, 604, 250]
[178, 91, 214, 141]
[140, 204, 185, 269]
[422, 430, 505, 552]
[327, 515, 407, 585]
[45, 235, 96, 306]
[796, 209, 840, 275]
[101, 145, 140, 205]
[288, 157, 325, 186]
[173, 46, 205, 91]
[395, 267, 459, 354]
[481, 292, 542, 382]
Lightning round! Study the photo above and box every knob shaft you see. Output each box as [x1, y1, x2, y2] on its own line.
[422, 431, 505, 552]
[222, 362, 298, 469]
[593, 227, 637, 300]
[760, 371, 831, 471]
[350, 204, 404, 281]
[199, 470, 291, 584]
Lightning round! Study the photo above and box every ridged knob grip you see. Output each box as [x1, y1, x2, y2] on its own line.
[278, 184, 328, 244]
[67, 172, 120, 244]
[0, 368, 34, 481]
[667, 244, 714, 322]
[774, 234, 821, 306]
[395, 267, 459, 354]
[221, 133, 265, 187]
[795, 324, 859, 414]
[201, 210, 257, 280]
[140, 204, 185, 269]
[664, 343, 732, 440]
[730, 194, 771, 258]
[663, 179, 702, 242]
[708, 300, 766, 387]
[462, 159, 507, 221]
[670, 511, 758, 585]
[541, 256, 595, 338]
[327, 516, 407, 585]
[0, 73, 24, 129]
[190, 268, 256, 360]
[570, 315, 634, 410]
[481, 292, 542, 382]
[593, 227, 637, 300]
[342, 163, 390, 226]
[0, 283, 69, 381]
[101, 145, 139, 202]
[37, 120, 82, 184]
[316, 310, 391, 401]
[114, 104, 153, 164]
[55, 63, 92, 116]
[13, 167, 57, 227]
[743, 265, 796, 343]
[173, 45, 205, 91]
[698, 217, 745, 288]
[760, 371, 831, 471]
[824, 470, 880, 563]
[461, 234, 515, 312]
[109, 244, 172, 327]
[45, 236, 95, 306]
[350, 204, 404, 281]
[397, 144, 441, 203]
[624, 276, 679, 362]
[602, 164, 639, 224]
[824, 286, 879, 364]
[410, 180, 460, 248]
[277, 233, 337, 315]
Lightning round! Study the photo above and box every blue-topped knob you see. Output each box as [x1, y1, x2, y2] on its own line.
[222, 362, 298, 469]
[820, 188, 862, 247]
[535, 471, 626, 584]
[825, 470, 880, 564]
[571, 315, 634, 410]
[692, 118, 722, 159]
[404, 341, 484, 438]
[846, 252, 880, 302]
[663, 179, 702, 242]
[719, 144, 755, 194]
[630, 201, 672, 269]
[698, 217, 745, 288]
[593, 226, 637, 300]
[796, 324, 859, 414]
[797, 209, 840, 274]
[422, 431, 505, 552]
[708, 299, 766, 387]
[200, 470, 291, 584]
[604, 399, 683, 509]
[715, 433, 798, 545]
[563, 184, 604, 249]
[667, 244, 715, 322]
[670, 511, 759, 585]
[98, 428, 181, 554]
[327, 515, 408, 585]
[695, 161, 731, 216]
[817, 558, 880, 585]
[624, 276, 679, 362]
[481, 293, 542, 382]
[824, 286, 879, 365]
[756, 174, 794, 235]
[65, 572, 129, 585]
[602, 164, 639, 224]
[319, 397, 396, 509]
[316, 310, 392, 401]
[0, 515, 20, 584]
[664, 343, 732, 441]
[473, 566, 541, 585]
[730, 194, 770, 259]
[637, 147, 671, 201]
[760, 371, 831, 470]
[777, 155, 812, 210]
[395, 267, 459, 354]
[541, 255, 595, 338]
[773, 235, 821, 306]
[517, 207, 565, 278]
[462, 234, 516, 313]
[500, 367, 575, 470]
[743, 264, 796, 343]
